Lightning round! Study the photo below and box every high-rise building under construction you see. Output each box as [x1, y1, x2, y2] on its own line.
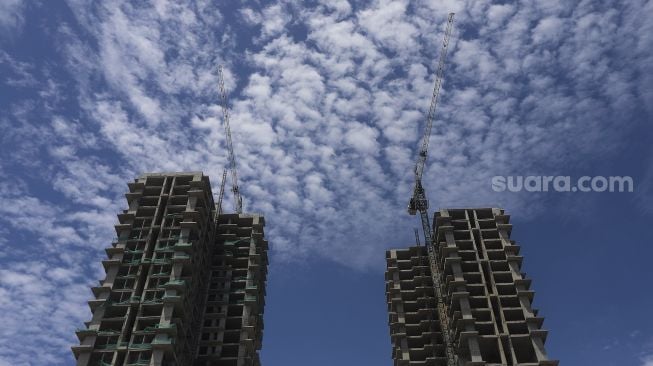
[72, 172, 268, 366]
[386, 208, 558, 365]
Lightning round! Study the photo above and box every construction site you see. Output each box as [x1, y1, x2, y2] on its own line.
[72, 66, 269, 366]
[385, 13, 557, 366]
[71, 172, 268, 366]
[71, 12, 557, 366]
[385, 208, 557, 365]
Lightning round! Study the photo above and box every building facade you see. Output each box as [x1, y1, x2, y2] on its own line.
[194, 213, 268, 366]
[72, 172, 268, 366]
[386, 208, 558, 366]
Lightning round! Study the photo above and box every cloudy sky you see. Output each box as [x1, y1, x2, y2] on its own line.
[0, 0, 652, 365]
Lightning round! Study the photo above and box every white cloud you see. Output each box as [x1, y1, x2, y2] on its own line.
[486, 4, 514, 30]
[345, 122, 380, 154]
[0, 0, 24, 34]
[358, 0, 418, 52]
[44, 0, 652, 271]
[532, 16, 566, 44]
[0, 261, 94, 365]
[0, 1, 651, 363]
[319, 0, 352, 18]
[0, 51, 36, 87]
[0, 184, 105, 364]
[642, 354, 653, 366]
[240, 3, 292, 43]
[260, 4, 292, 39]
[240, 8, 261, 25]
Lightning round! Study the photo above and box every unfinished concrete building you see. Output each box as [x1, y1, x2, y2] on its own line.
[194, 213, 268, 366]
[386, 208, 557, 366]
[72, 172, 268, 366]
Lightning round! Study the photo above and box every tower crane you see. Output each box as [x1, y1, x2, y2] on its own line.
[217, 65, 243, 214]
[407, 12, 456, 366]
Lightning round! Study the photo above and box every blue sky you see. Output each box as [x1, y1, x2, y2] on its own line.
[0, 0, 652, 365]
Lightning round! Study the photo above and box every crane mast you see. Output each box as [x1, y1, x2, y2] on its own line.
[409, 12, 455, 202]
[217, 168, 228, 216]
[217, 65, 243, 214]
[407, 13, 456, 366]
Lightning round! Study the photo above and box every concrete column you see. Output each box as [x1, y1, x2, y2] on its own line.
[468, 338, 483, 362]
[75, 352, 91, 366]
[151, 349, 164, 366]
[532, 335, 549, 361]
